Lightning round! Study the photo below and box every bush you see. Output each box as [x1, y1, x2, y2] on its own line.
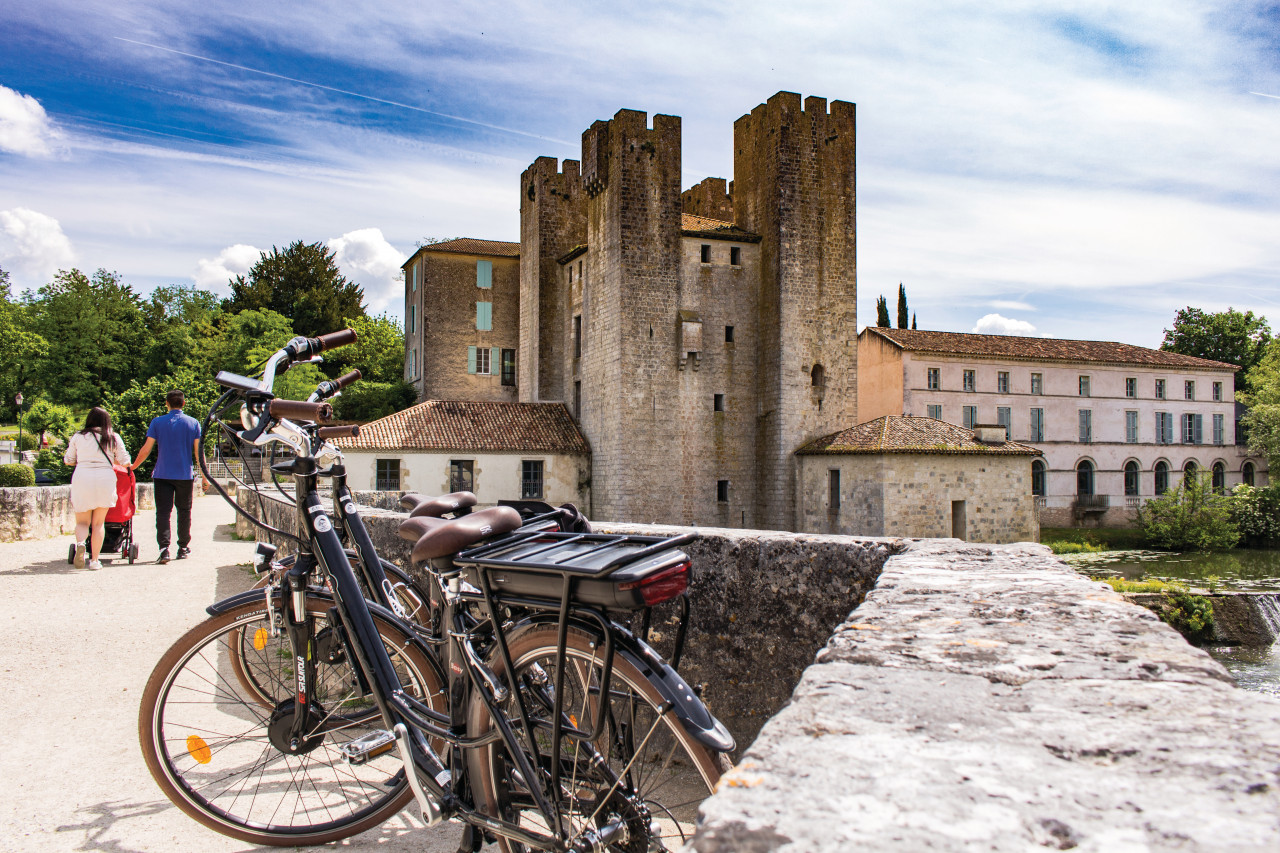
[34, 449, 73, 484]
[332, 380, 417, 422]
[0, 463, 35, 487]
[1231, 484, 1280, 546]
[1136, 474, 1239, 551]
[1094, 577, 1216, 644]
[16, 433, 38, 451]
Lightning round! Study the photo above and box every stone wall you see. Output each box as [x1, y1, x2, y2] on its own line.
[691, 540, 1280, 850]
[0, 482, 156, 542]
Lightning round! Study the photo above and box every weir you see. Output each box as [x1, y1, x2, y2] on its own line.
[238, 489, 1280, 848]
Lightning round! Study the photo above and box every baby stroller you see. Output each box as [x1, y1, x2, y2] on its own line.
[67, 468, 139, 565]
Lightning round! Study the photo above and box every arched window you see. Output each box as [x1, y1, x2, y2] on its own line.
[811, 364, 825, 388]
[1154, 461, 1170, 495]
[1076, 460, 1094, 496]
[1031, 459, 1046, 497]
[1212, 462, 1226, 493]
[1183, 459, 1198, 488]
[1244, 461, 1256, 487]
[1124, 461, 1139, 496]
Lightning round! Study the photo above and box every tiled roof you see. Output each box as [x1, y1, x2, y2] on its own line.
[864, 328, 1237, 371]
[337, 400, 589, 454]
[419, 238, 520, 258]
[680, 213, 761, 242]
[797, 416, 1042, 456]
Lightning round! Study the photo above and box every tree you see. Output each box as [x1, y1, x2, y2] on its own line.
[225, 241, 366, 342]
[897, 284, 909, 329]
[105, 369, 220, 481]
[0, 268, 48, 418]
[1136, 474, 1239, 551]
[875, 296, 890, 327]
[328, 314, 406, 383]
[911, 313, 917, 330]
[1242, 339, 1280, 470]
[27, 268, 147, 408]
[21, 398, 76, 447]
[1161, 307, 1271, 393]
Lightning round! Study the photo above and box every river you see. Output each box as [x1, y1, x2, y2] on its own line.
[1061, 548, 1280, 698]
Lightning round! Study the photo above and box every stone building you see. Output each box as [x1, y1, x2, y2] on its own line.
[401, 238, 521, 402]
[403, 92, 859, 530]
[796, 416, 1042, 543]
[336, 400, 590, 508]
[857, 328, 1268, 527]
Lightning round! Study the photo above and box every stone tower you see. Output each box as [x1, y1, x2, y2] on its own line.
[733, 92, 858, 530]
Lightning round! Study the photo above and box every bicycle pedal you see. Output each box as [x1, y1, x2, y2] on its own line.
[339, 730, 396, 765]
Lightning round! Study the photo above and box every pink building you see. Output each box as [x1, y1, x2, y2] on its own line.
[858, 328, 1268, 527]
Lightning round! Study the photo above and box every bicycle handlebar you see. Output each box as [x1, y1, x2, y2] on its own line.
[317, 424, 360, 440]
[317, 329, 357, 350]
[313, 369, 362, 401]
[267, 399, 334, 423]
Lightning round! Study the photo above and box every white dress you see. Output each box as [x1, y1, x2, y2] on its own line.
[64, 431, 131, 513]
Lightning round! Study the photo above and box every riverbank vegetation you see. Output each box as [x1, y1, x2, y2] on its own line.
[1094, 576, 1216, 644]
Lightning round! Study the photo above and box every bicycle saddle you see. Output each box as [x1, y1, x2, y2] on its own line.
[407, 506, 522, 562]
[399, 491, 478, 518]
[397, 515, 446, 542]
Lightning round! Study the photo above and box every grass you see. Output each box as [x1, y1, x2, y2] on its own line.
[1093, 576, 1185, 594]
[1041, 526, 1149, 554]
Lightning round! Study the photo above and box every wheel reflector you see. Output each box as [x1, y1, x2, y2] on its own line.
[187, 735, 212, 764]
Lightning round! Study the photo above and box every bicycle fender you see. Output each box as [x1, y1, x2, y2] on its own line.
[207, 587, 275, 615]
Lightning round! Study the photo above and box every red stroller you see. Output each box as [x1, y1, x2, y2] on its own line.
[67, 469, 140, 565]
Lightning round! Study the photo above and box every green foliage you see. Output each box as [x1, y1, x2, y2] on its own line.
[0, 463, 35, 487]
[1047, 540, 1107, 554]
[0, 273, 49, 416]
[16, 433, 38, 451]
[1242, 339, 1280, 470]
[1040, 526, 1149, 551]
[34, 449, 72, 484]
[27, 268, 147, 408]
[328, 313, 406, 384]
[1161, 307, 1270, 393]
[225, 241, 366, 341]
[896, 283, 908, 329]
[332, 380, 416, 422]
[1095, 576, 1215, 643]
[104, 370, 220, 480]
[1136, 474, 1240, 551]
[1095, 576, 1178, 593]
[875, 295, 890, 327]
[21, 398, 76, 444]
[1231, 484, 1280, 546]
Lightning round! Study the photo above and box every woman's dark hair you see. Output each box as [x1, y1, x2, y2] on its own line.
[80, 407, 115, 454]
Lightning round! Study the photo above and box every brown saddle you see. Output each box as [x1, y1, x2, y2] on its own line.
[399, 491, 478, 518]
[397, 505, 523, 562]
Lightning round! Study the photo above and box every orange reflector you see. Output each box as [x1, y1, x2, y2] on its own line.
[187, 735, 212, 764]
[253, 628, 269, 650]
[570, 714, 579, 728]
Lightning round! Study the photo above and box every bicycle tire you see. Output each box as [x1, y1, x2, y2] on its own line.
[139, 594, 445, 846]
[232, 553, 432, 709]
[467, 624, 726, 852]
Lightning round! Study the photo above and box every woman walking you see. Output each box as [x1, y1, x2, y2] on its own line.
[63, 407, 131, 570]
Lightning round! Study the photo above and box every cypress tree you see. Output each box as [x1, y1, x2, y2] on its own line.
[897, 283, 909, 329]
[876, 296, 890, 327]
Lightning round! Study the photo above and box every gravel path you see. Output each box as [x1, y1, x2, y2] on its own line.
[0, 495, 461, 852]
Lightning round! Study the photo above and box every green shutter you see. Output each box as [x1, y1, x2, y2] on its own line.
[477, 260, 492, 289]
[477, 301, 492, 331]
[467, 346, 477, 374]
[491, 347, 500, 376]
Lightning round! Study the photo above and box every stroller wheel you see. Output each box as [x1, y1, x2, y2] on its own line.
[68, 544, 76, 565]
[129, 543, 139, 564]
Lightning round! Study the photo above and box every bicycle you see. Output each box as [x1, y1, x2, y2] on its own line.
[139, 329, 734, 850]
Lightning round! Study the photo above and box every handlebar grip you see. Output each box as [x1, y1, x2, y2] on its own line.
[317, 329, 357, 351]
[317, 424, 360, 440]
[333, 369, 362, 389]
[267, 399, 334, 423]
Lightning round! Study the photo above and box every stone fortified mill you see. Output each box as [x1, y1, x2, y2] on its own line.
[517, 92, 857, 530]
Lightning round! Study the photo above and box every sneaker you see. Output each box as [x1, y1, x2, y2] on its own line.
[74, 542, 86, 568]
[176, 547, 191, 560]
[88, 559, 103, 571]
[157, 549, 170, 565]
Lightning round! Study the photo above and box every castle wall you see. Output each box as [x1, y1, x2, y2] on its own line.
[733, 93, 858, 530]
[414, 250, 519, 402]
[681, 177, 734, 221]
[519, 157, 585, 403]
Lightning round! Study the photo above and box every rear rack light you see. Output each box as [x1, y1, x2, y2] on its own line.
[619, 561, 690, 606]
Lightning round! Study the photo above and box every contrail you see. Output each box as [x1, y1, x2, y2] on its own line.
[113, 36, 572, 145]
[1249, 91, 1280, 100]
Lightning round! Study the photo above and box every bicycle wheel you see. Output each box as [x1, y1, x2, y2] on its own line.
[140, 594, 446, 846]
[468, 624, 727, 852]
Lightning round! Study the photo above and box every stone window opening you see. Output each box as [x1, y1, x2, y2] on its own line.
[1126, 377, 1136, 398]
[1079, 375, 1090, 397]
[730, 246, 741, 266]
[449, 459, 474, 494]
[1124, 460, 1140, 496]
[1031, 459, 1046, 497]
[1155, 460, 1170, 495]
[811, 364, 826, 408]
[375, 459, 401, 491]
[1031, 372, 1043, 395]
[1076, 460, 1095, 496]
[828, 469, 841, 511]
[468, 346, 494, 375]
[1183, 459, 1198, 487]
[1212, 461, 1226, 493]
[1185, 380, 1195, 401]
[713, 393, 725, 412]
[573, 315, 582, 359]
[700, 244, 711, 264]
[500, 349, 516, 386]
[997, 371, 1009, 393]
[1213, 381, 1223, 402]
[716, 479, 729, 503]
[963, 370, 975, 392]
[725, 325, 735, 344]
[1244, 461, 1256, 486]
[1155, 378, 1166, 399]
[927, 368, 940, 390]
[574, 381, 581, 417]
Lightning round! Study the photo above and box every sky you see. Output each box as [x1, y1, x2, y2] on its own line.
[1, 0, 1279, 346]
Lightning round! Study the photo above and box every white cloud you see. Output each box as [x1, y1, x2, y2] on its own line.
[973, 314, 1037, 336]
[0, 85, 60, 157]
[0, 207, 75, 285]
[327, 228, 406, 316]
[991, 300, 1034, 312]
[193, 243, 261, 294]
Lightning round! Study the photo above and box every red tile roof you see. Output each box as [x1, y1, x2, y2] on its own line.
[797, 416, 1042, 456]
[680, 213, 760, 242]
[863, 328, 1237, 371]
[418, 238, 520, 258]
[337, 401, 589, 453]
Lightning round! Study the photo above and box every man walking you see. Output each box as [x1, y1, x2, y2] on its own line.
[129, 390, 202, 564]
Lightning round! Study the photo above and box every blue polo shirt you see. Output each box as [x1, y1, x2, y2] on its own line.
[147, 410, 202, 480]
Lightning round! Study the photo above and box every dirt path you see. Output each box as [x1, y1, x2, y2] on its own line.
[0, 496, 460, 852]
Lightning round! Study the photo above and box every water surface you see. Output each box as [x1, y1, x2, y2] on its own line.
[1061, 548, 1280, 592]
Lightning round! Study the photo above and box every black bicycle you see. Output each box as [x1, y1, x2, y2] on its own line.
[139, 330, 733, 850]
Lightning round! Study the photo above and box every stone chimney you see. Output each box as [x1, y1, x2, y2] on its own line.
[972, 424, 1008, 444]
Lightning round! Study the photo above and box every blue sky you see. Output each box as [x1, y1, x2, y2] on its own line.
[1, 0, 1279, 346]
